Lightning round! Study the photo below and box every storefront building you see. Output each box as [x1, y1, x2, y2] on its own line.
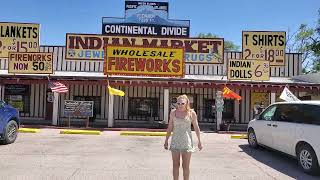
[0, 1, 319, 130]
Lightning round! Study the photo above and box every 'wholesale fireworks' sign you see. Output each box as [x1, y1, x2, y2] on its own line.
[102, 1, 190, 37]
[0, 22, 40, 58]
[104, 45, 184, 77]
[66, 33, 224, 64]
[227, 59, 270, 81]
[242, 31, 286, 66]
[8, 52, 53, 74]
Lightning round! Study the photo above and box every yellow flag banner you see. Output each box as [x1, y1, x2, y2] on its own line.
[108, 86, 125, 96]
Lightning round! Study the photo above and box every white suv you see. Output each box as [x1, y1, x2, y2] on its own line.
[247, 101, 320, 175]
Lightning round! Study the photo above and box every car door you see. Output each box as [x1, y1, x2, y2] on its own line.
[271, 104, 298, 156]
[254, 105, 277, 148]
[0, 101, 5, 134]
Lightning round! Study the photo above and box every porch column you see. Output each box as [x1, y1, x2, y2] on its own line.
[108, 94, 114, 127]
[52, 92, 59, 126]
[163, 89, 169, 124]
[271, 92, 276, 104]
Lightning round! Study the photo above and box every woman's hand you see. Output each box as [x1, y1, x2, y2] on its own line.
[198, 142, 203, 151]
[164, 140, 169, 150]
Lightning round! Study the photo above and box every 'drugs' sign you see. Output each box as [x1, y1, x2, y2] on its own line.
[242, 31, 286, 66]
[104, 45, 184, 77]
[227, 59, 270, 81]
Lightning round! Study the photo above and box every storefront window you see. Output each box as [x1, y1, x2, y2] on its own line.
[204, 99, 234, 119]
[128, 98, 158, 117]
[4, 84, 30, 113]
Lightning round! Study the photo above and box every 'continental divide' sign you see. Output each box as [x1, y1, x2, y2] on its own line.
[102, 1, 190, 37]
[104, 45, 184, 77]
[8, 52, 53, 74]
[66, 33, 224, 64]
[227, 59, 270, 81]
[0, 22, 40, 58]
[242, 31, 286, 66]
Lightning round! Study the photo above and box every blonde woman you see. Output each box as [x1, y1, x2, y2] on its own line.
[164, 94, 202, 180]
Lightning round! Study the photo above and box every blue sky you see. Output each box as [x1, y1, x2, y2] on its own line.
[1, 0, 319, 47]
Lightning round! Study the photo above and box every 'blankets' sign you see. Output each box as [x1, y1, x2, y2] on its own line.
[8, 52, 53, 74]
[242, 31, 286, 66]
[66, 33, 224, 64]
[227, 59, 270, 81]
[104, 45, 184, 77]
[0, 22, 40, 58]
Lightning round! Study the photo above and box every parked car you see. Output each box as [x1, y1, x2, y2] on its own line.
[0, 100, 19, 144]
[247, 101, 320, 175]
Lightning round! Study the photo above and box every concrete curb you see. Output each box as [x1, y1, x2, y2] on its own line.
[120, 131, 167, 136]
[18, 128, 40, 133]
[230, 134, 248, 139]
[60, 129, 101, 135]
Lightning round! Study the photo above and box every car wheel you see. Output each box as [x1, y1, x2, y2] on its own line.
[297, 144, 320, 175]
[248, 129, 258, 148]
[2, 120, 18, 144]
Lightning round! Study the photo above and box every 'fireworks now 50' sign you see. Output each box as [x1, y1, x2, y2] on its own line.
[104, 45, 184, 77]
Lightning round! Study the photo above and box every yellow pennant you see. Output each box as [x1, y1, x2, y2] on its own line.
[108, 86, 125, 97]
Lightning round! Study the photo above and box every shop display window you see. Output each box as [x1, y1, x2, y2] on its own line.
[4, 84, 30, 113]
[128, 98, 158, 117]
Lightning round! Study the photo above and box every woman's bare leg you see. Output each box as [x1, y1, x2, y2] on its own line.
[181, 152, 192, 180]
[171, 152, 181, 180]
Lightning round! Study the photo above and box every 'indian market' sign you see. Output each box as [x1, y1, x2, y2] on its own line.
[242, 31, 286, 66]
[0, 22, 40, 58]
[66, 33, 224, 64]
[102, 1, 190, 37]
[104, 45, 184, 77]
[227, 59, 270, 81]
[8, 52, 53, 74]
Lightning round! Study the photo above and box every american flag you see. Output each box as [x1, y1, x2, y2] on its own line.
[48, 81, 68, 93]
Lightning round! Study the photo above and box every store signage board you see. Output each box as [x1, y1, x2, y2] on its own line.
[104, 45, 184, 77]
[227, 59, 270, 81]
[242, 31, 286, 66]
[8, 52, 53, 74]
[64, 100, 94, 117]
[0, 22, 40, 58]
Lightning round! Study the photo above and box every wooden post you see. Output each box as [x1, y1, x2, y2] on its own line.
[68, 117, 71, 127]
[86, 117, 89, 128]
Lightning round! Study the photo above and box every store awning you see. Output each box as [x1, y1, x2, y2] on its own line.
[0, 70, 319, 91]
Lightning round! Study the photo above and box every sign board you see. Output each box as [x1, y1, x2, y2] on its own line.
[102, 1, 190, 37]
[8, 52, 53, 74]
[104, 45, 184, 77]
[64, 100, 93, 117]
[0, 22, 40, 58]
[227, 59, 270, 81]
[66, 33, 224, 64]
[242, 31, 286, 66]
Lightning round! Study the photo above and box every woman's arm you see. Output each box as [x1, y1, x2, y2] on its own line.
[164, 110, 174, 149]
[191, 110, 202, 150]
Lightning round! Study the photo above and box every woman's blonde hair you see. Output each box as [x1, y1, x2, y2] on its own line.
[177, 94, 191, 111]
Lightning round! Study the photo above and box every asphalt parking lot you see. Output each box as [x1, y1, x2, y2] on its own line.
[0, 129, 318, 180]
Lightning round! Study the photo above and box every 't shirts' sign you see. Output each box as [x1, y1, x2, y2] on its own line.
[102, 1, 190, 37]
[8, 52, 53, 74]
[66, 34, 224, 64]
[104, 45, 184, 77]
[227, 59, 270, 81]
[0, 22, 40, 58]
[242, 31, 286, 66]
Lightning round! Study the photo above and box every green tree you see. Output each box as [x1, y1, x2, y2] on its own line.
[286, 9, 320, 73]
[197, 33, 240, 51]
